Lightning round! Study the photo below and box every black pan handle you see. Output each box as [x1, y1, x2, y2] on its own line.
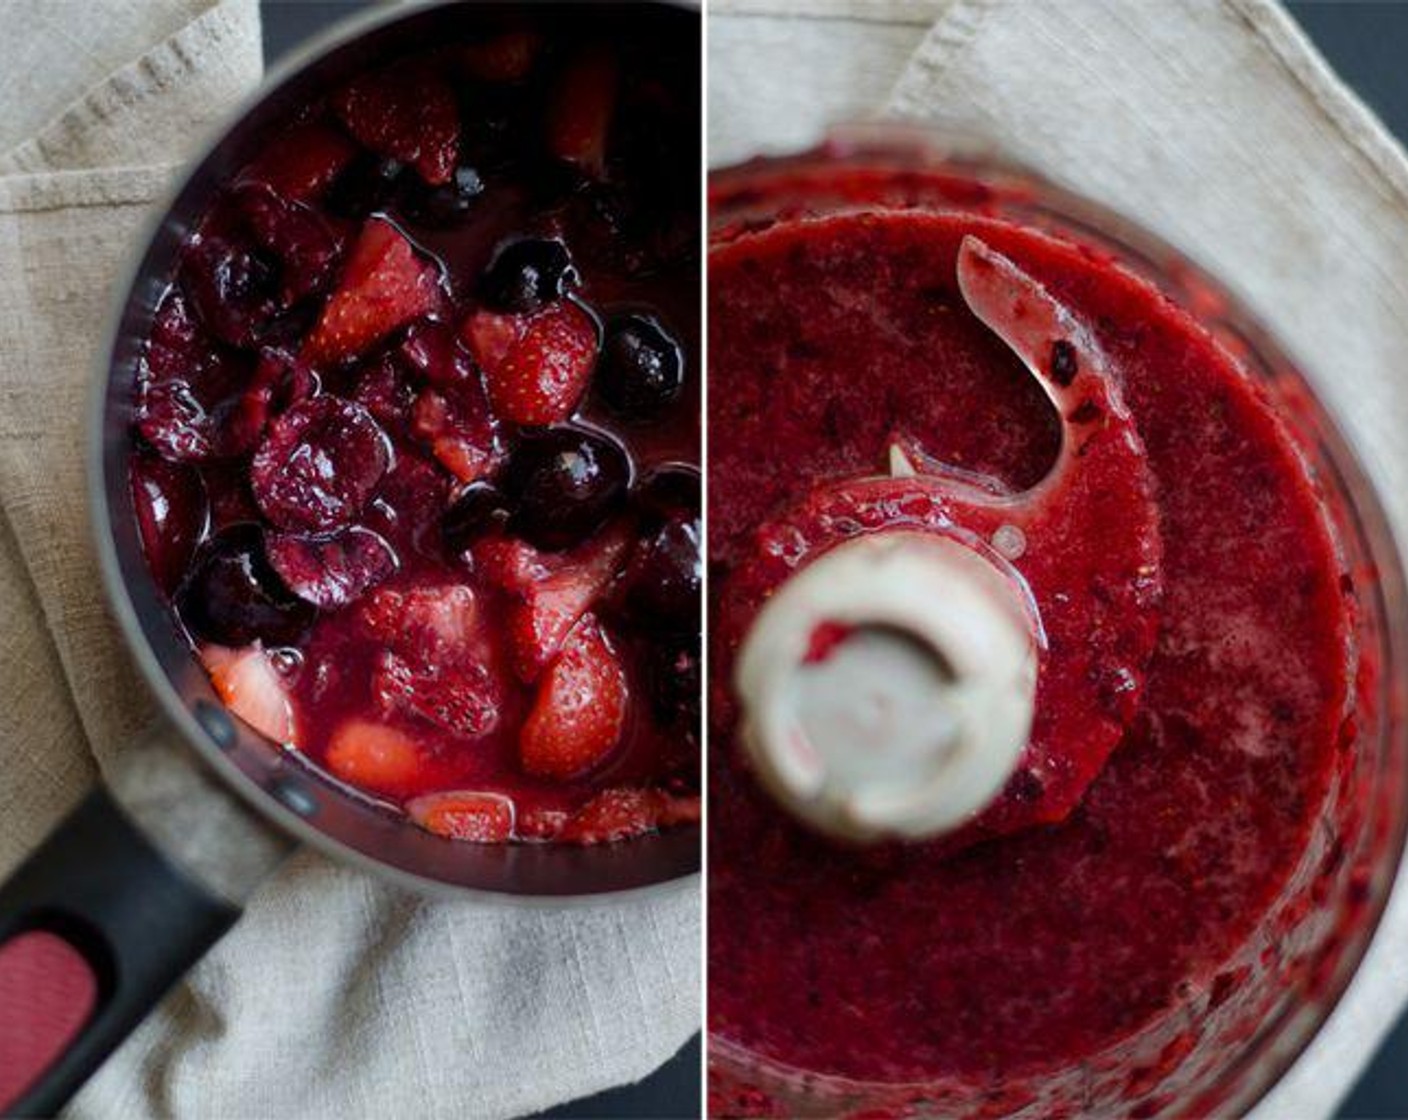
[0, 726, 292, 1117]
[0, 787, 238, 1117]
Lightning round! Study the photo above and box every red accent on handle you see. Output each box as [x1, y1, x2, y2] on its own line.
[0, 930, 99, 1112]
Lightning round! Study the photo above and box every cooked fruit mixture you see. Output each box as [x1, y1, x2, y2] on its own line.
[708, 160, 1365, 1112]
[130, 12, 700, 845]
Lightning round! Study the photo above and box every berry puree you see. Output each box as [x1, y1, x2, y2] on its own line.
[708, 157, 1364, 1110]
[129, 9, 700, 846]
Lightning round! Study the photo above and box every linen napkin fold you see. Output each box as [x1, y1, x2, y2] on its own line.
[0, 2, 699, 1117]
[712, 0, 1408, 1116]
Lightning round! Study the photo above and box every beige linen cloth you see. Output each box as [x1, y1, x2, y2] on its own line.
[0, 1, 699, 1117]
[714, 0, 1408, 1117]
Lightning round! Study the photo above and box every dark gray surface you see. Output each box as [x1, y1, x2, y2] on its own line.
[263, 0, 376, 63]
[259, 1, 1408, 1117]
[531, 1035, 702, 1120]
[1283, 9, 1408, 1111]
[259, 3, 701, 1118]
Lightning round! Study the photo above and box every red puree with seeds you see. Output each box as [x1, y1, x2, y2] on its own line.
[708, 155, 1368, 1114]
[130, 12, 700, 846]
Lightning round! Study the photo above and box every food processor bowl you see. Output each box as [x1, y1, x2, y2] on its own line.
[706, 127, 1408, 1119]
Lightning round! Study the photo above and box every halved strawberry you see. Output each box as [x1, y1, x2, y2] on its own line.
[303, 218, 442, 366]
[547, 49, 618, 178]
[461, 306, 522, 370]
[504, 528, 629, 682]
[462, 303, 597, 426]
[333, 65, 460, 185]
[472, 534, 553, 595]
[658, 793, 702, 827]
[241, 121, 358, 201]
[372, 650, 500, 738]
[519, 616, 627, 780]
[360, 584, 481, 665]
[517, 806, 569, 841]
[559, 788, 666, 845]
[411, 382, 501, 483]
[408, 790, 515, 842]
[201, 644, 296, 744]
[462, 31, 542, 83]
[325, 718, 424, 795]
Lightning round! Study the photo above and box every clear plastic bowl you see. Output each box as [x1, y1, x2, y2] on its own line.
[707, 127, 1408, 1119]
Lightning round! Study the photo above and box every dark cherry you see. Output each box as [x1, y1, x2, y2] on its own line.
[597, 314, 683, 417]
[457, 84, 515, 160]
[131, 453, 210, 595]
[479, 238, 576, 314]
[442, 481, 512, 556]
[633, 462, 700, 526]
[265, 526, 398, 608]
[136, 381, 220, 464]
[250, 396, 391, 533]
[521, 154, 589, 208]
[200, 460, 263, 526]
[220, 348, 320, 457]
[354, 354, 416, 433]
[176, 524, 314, 647]
[619, 509, 700, 634]
[501, 427, 628, 550]
[368, 451, 450, 546]
[624, 462, 701, 634]
[399, 319, 475, 389]
[400, 165, 485, 227]
[325, 153, 406, 220]
[178, 233, 280, 348]
[136, 294, 257, 463]
[234, 184, 345, 304]
[144, 290, 203, 384]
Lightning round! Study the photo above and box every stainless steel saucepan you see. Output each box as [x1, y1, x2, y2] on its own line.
[0, 4, 699, 1113]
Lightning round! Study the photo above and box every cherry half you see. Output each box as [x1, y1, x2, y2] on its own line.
[176, 524, 315, 647]
[250, 396, 392, 533]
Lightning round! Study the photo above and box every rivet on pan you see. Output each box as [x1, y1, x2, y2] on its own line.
[271, 778, 318, 818]
[194, 700, 236, 750]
